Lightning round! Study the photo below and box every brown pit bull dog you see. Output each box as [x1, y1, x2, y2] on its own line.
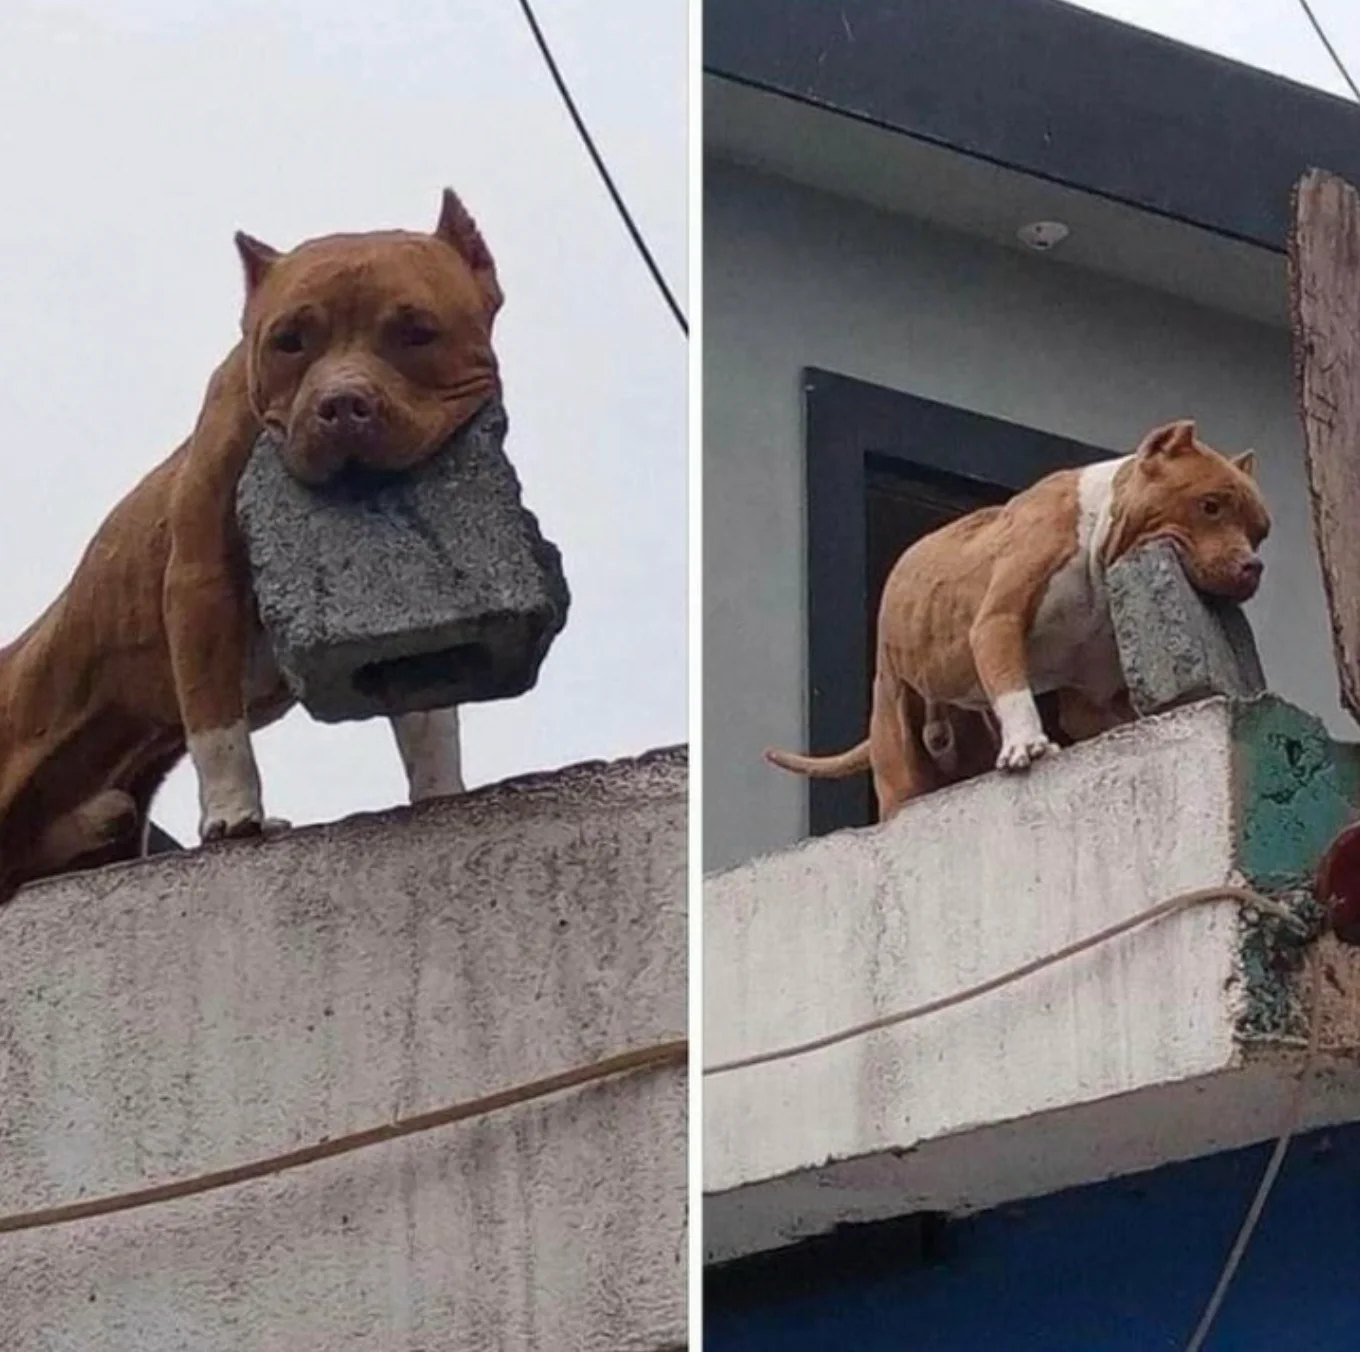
[0, 190, 502, 903]
[766, 420, 1270, 821]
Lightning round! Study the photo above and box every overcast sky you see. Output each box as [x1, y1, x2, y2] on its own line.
[0, 0, 686, 845]
[1070, 0, 1360, 96]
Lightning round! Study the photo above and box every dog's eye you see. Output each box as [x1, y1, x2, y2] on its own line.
[399, 323, 440, 348]
[270, 329, 305, 354]
[1200, 497, 1223, 518]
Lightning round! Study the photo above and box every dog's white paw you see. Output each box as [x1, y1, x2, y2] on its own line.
[200, 811, 291, 844]
[200, 808, 265, 843]
[995, 736, 1056, 772]
[189, 723, 268, 846]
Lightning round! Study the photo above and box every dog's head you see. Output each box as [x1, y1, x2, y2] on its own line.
[235, 189, 502, 485]
[1107, 420, 1271, 602]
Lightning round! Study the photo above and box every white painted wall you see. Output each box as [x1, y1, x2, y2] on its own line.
[0, 751, 687, 1351]
[704, 157, 1344, 872]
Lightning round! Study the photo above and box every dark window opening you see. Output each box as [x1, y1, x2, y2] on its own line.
[853, 460, 1011, 825]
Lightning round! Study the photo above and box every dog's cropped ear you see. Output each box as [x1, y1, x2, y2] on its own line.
[234, 231, 280, 296]
[434, 188, 504, 319]
[1135, 419, 1197, 461]
[1233, 450, 1258, 479]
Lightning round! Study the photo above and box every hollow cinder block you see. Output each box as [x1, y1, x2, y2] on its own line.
[236, 399, 570, 723]
[1107, 540, 1266, 715]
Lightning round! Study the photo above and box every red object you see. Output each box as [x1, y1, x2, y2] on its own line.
[1316, 820, 1360, 944]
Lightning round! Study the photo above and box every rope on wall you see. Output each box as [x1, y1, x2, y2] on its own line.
[703, 885, 1308, 1076]
[0, 1038, 687, 1236]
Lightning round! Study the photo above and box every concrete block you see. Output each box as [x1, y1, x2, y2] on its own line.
[1107, 540, 1266, 715]
[236, 399, 571, 723]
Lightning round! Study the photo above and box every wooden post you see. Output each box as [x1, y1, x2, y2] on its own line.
[1289, 168, 1360, 729]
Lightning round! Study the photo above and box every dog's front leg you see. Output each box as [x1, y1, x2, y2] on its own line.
[164, 352, 271, 843]
[390, 707, 465, 803]
[165, 544, 266, 841]
[970, 588, 1055, 773]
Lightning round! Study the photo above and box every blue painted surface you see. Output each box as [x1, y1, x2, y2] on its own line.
[706, 1122, 1360, 1350]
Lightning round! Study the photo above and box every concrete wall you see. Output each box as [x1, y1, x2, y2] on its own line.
[0, 749, 687, 1351]
[703, 156, 1345, 872]
[704, 700, 1360, 1262]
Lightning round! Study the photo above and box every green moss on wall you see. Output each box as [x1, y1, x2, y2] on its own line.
[1234, 697, 1360, 890]
[1233, 697, 1357, 1040]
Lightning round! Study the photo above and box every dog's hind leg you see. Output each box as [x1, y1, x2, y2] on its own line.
[869, 673, 934, 820]
[26, 789, 140, 878]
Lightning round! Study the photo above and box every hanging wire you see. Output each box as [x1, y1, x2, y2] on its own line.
[514, 0, 688, 335]
[1296, 0, 1360, 101]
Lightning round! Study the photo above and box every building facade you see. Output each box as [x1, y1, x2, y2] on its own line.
[703, 3, 1360, 1345]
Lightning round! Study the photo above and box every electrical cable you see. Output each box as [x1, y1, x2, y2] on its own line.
[1297, 0, 1360, 102]
[514, 0, 688, 335]
[1181, 951, 1322, 1352]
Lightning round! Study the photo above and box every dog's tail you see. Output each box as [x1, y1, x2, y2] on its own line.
[764, 739, 870, 779]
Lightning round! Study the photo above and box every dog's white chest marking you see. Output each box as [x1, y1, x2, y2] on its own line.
[1027, 456, 1128, 699]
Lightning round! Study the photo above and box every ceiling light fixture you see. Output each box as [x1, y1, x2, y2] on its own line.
[1017, 220, 1071, 252]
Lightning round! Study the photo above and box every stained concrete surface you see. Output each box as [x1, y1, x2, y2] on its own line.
[0, 747, 686, 1351]
[704, 703, 1360, 1261]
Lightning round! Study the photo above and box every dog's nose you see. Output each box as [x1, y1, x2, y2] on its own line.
[316, 389, 374, 426]
[1240, 556, 1264, 584]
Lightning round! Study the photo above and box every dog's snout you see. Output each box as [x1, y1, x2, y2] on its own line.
[317, 388, 375, 426]
[1229, 554, 1264, 600]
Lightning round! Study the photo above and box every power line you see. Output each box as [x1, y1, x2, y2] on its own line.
[514, 0, 688, 336]
[1297, 0, 1360, 102]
